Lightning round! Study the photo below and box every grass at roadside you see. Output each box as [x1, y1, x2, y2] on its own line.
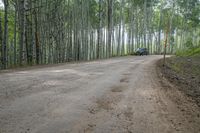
[158, 47, 200, 107]
[176, 47, 200, 57]
[170, 46, 200, 77]
[166, 56, 200, 77]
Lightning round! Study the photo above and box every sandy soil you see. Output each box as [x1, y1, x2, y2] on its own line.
[0, 56, 200, 133]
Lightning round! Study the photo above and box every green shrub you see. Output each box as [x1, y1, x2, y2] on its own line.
[176, 47, 200, 56]
[185, 37, 193, 49]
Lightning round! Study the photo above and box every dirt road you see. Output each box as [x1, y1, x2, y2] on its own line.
[0, 56, 200, 133]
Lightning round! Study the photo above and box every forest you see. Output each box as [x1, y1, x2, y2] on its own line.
[0, 0, 199, 69]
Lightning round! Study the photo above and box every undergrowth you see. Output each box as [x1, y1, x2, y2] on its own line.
[176, 47, 200, 57]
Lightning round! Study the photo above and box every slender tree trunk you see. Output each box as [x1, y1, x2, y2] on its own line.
[34, 9, 40, 65]
[14, 2, 18, 66]
[107, 0, 113, 57]
[19, 0, 27, 66]
[0, 15, 3, 69]
[97, 0, 102, 59]
[121, 0, 125, 55]
[2, 0, 9, 69]
[143, 0, 147, 48]
[158, 6, 163, 54]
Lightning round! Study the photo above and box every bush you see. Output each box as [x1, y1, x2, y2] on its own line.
[130, 52, 137, 55]
[176, 47, 200, 57]
[184, 37, 193, 49]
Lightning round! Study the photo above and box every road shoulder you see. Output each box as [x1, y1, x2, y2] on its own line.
[156, 58, 200, 132]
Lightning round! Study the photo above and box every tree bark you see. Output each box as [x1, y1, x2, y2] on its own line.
[107, 0, 113, 57]
[2, 0, 9, 69]
[0, 15, 3, 69]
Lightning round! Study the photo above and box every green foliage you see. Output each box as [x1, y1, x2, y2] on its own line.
[185, 37, 193, 48]
[88, 0, 98, 28]
[0, 9, 15, 41]
[176, 47, 200, 56]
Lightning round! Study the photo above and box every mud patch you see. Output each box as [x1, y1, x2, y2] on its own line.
[96, 90, 124, 111]
[122, 72, 131, 76]
[120, 77, 129, 83]
[88, 107, 99, 114]
[96, 96, 114, 110]
[59, 87, 78, 94]
[84, 124, 96, 133]
[123, 107, 134, 121]
[129, 64, 139, 71]
[111, 85, 126, 92]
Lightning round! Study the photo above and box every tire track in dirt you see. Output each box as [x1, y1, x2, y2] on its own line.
[79, 63, 144, 133]
[71, 73, 131, 133]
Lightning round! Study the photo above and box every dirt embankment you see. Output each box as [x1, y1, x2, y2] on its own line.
[157, 56, 200, 107]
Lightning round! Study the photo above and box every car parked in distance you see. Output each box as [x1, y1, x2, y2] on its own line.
[136, 48, 149, 56]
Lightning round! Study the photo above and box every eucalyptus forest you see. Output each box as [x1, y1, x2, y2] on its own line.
[0, 0, 199, 69]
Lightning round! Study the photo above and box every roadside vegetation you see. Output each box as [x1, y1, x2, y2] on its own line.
[176, 47, 200, 57]
[159, 45, 200, 106]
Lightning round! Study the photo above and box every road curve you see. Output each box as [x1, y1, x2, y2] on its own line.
[0, 56, 200, 133]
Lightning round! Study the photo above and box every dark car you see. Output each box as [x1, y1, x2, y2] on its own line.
[136, 48, 148, 56]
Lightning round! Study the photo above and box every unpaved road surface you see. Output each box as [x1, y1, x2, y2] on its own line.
[0, 56, 200, 133]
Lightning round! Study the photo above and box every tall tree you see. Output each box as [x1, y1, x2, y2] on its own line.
[107, 0, 113, 57]
[0, 14, 2, 68]
[2, 0, 9, 69]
